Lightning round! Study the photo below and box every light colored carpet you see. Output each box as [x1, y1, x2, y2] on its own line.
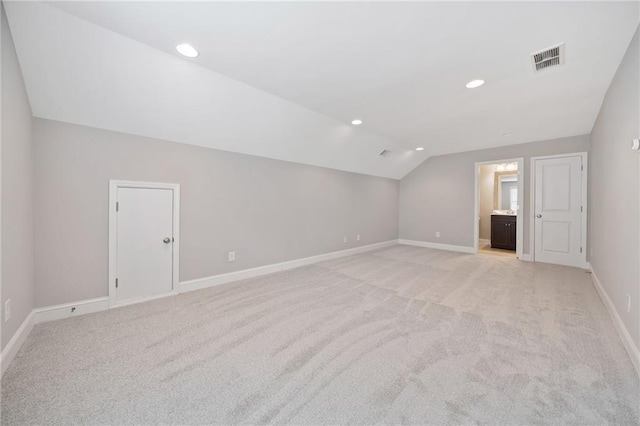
[1, 245, 638, 425]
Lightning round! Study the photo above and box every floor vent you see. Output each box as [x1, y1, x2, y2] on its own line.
[531, 43, 564, 72]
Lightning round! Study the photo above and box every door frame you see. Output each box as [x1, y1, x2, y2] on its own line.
[108, 180, 180, 308]
[529, 152, 588, 268]
[473, 157, 524, 259]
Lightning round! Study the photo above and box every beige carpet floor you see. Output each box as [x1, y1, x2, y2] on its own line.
[1, 244, 638, 425]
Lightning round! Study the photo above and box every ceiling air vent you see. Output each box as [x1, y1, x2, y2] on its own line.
[531, 43, 564, 72]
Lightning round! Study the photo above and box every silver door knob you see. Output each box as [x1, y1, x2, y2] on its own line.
[536, 214, 542, 218]
[163, 237, 171, 244]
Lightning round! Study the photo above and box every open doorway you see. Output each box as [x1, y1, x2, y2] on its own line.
[474, 158, 524, 259]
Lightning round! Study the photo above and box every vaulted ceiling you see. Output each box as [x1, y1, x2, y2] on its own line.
[5, 1, 639, 179]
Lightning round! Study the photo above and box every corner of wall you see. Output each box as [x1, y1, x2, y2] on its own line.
[1, 1, 36, 367]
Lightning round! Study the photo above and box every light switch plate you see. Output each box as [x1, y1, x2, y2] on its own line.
[4, 299, 11, 322]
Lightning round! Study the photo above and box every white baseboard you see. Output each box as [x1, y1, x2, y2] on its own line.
[111, 291, 178, 309]
[180, 240, 399, 293]
[0, 311, 35, 376]
[33, 297, 109, 324]
[588, 264, 640, 377]
[520, 254, 533, 262]
[478, 238, 491, 245]
[398, 239, 475, 254]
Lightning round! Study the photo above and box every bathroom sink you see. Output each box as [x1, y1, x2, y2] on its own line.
[492, 209, 517, 215]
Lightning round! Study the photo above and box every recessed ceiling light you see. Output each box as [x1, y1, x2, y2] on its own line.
[415, 147, 424, 151]
[465, 79, 485, 89]
[176, 43, 199, 58]
[351, 119, 363, 125]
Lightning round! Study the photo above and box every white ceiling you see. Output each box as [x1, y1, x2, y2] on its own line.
[5, 2, 639, 179]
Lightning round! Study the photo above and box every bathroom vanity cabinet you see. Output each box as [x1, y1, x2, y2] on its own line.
[491, 215, 517, 251]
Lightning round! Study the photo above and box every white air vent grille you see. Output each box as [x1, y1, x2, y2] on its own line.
[531, 43, 564, 72]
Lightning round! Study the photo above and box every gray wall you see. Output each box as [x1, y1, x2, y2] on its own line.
[1, 5, 35, 350]
[33, 119, 399, 307]
[399, 135, 590, 253]
[589, 26, 639, 349]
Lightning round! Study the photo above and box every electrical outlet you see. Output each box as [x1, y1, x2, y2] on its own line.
[627, 294, 631, 313]
[343, 236, 348, 243]
[435, 232, 441, 238]
[228, 251, 236, 262]
[357, 234, 361, 241]
[4, 299, 11, 322]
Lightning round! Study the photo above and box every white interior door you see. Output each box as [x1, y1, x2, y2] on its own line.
[116, 187, 174, 303]
[534, 155, 584, 267]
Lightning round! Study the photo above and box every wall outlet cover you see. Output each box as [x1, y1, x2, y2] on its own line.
[228, 251, 236, 262]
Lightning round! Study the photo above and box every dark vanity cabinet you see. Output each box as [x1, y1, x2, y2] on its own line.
[491, 215, 517, 251]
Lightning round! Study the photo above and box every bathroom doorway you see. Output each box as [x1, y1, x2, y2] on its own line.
[474, 158, 524, 259]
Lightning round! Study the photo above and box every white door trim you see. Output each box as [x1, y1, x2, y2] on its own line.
[473, 157, 524, 259]
[529, 152, 588, 268]
[108, 180, 180, 308]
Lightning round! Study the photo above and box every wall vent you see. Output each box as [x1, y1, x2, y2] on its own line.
[379, 149, 390, 156]
[531, 43, 564, 72]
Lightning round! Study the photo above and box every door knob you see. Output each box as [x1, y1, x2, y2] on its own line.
[536, 214, 542, 218]
[163, 237, 171, 244]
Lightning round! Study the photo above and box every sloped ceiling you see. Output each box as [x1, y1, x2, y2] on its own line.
[5, 1, 639, 179]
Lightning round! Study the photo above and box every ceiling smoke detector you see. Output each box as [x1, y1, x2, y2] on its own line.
[531, 43, 565, 72]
